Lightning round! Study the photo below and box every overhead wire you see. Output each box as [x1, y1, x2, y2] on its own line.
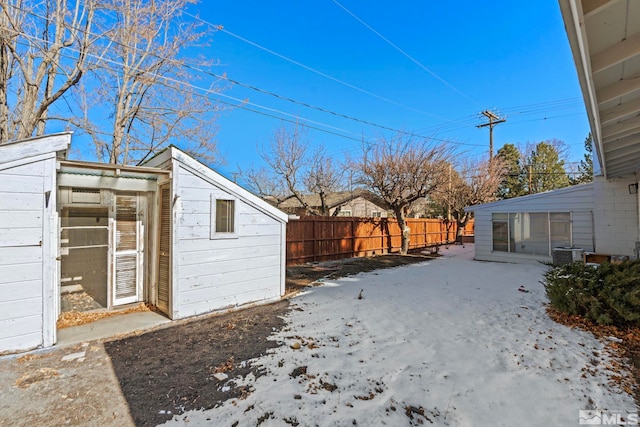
[8, 32, 365, 139]
[331, 0, 481, 107]
[3, 4, 461, 142]
[3, 3, 588, 156]
[182, 11, 444, 120]
[0, 10, 489, 149]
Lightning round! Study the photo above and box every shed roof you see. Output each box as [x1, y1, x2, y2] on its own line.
[145, 146, 288, 223]
[0, 132, 70, 167]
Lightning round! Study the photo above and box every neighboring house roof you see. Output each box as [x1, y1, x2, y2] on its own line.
[144, 146, 288, 223]
[278, 189, 389, 211]
[467, 182, 594, 211]
[559, 0, 640, 178]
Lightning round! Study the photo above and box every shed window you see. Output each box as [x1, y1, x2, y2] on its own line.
[338, 209, 352, 217]
[210, 196, 238, 238]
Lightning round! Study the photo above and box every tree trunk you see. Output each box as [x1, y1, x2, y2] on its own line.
[0, 44, 8, 144]
[455, 212, 470, 244]
[394, 207, 410, 255]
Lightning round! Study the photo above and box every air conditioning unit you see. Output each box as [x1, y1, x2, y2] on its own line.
[552, 247, 584, 266]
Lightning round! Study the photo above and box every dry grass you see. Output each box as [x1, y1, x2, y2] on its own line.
[15, 367, 60, 388]
[56, 303, 151, 329]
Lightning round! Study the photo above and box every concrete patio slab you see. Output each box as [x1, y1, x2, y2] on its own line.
[56, 311, 171, 347]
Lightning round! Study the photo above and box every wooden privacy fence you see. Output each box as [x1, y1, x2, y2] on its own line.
[286, 217, 474, 265]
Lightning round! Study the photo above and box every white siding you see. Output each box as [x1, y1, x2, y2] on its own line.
[0, 133, 68, 354]
[471, 184, 595, 263]
[0, 161, 46, 353]
[172, 165, 285, 319]
[593, 176, 638, 257]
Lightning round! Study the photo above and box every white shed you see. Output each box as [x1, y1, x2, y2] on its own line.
[144, 146, 289, 320]
[0, 134, 288, 354]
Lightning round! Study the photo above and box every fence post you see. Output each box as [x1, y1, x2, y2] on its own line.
[351, 218, 355, 258]
[313, 217, 317, 263]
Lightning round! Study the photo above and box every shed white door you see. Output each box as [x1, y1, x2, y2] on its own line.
[113, 193, 143, 306]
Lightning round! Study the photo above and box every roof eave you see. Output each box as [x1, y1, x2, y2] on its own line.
[558, 0, 607, 177]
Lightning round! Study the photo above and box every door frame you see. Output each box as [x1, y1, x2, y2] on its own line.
[111, 191, 145, 307]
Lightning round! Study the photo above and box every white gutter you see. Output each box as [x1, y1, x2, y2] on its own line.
[566, 0, 607, 177]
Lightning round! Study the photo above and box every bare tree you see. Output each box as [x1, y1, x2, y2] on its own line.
[303, 146, 343, 215]
[251, 122, 343, 215]
[356, 134, 451, 254]
[0, 0, 97, 143]
[77, 0, 221, 165]
[240, 165, 290, 206]
[434, 157, 506, 242]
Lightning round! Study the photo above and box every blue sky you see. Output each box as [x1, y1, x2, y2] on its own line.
[188, 1, 590, 178]
[70, 1, 589, 177]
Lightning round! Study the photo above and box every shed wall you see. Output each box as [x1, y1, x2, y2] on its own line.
[173, 165, 284, 319]
[0, 160, 50, 352]
[472, 184, 595, 263]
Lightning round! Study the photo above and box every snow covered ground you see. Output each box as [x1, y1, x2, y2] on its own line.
[166, 245, 637, 426]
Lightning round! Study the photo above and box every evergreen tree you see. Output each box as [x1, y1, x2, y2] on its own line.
[526, 141, 570, 193]
[496, 143, 526, 199]
[571, 133, 594, 184]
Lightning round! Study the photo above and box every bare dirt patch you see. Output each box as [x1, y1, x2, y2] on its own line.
[285, 253, 436, 294]
[104, 300, 290, 426]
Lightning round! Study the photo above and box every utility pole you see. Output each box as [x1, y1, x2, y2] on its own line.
[477, 110, 506, 161]
[447, 163, 452, 221]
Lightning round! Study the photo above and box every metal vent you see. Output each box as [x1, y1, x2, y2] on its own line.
[71, 188, 101, 204]
[552, 248, 584, 266]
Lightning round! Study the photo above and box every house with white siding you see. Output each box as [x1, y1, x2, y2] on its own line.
[468, 179, 639, 264]
[469, 0, 640, 265]
[0, 133, 288, 354]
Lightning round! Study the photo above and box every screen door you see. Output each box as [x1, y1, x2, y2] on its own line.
[113, 193, 142, 305]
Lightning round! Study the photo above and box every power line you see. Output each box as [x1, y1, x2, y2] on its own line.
[183, 11, 444, 120]
[332, 0, 480, 107]
[1, 4, 589, 158]
[2, 5, 468, 141]
[2, 9, 495, 151]
[6, 4, 586, 136]
[5, 26, 486, 152]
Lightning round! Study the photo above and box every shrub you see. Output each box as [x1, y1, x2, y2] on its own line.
[542, 260, 640, 327]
